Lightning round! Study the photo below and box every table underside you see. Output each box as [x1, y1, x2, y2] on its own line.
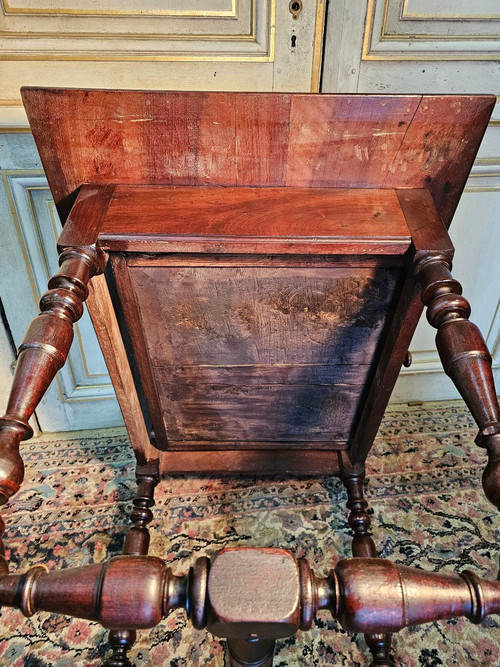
[56, 183, 449, 475]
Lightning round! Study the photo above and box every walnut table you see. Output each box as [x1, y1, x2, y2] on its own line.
[0, 89, 498, 667]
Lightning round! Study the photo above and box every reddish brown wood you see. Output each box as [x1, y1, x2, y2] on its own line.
[86, 274, 155, 464]
[415, 253, 500, 508]
[13, 90, 498, 666]
[342, 472, 394, 667]
[105, 462, 159, 667]
[286, 95, 420, 189]
[386, 97, 494, 228]
[157, 449, 343, 476]
[1, 549, 498, 660]
[0, 556, 166, 627]
[348, 189, 454, 465]
[126, 254, 402, 269]
[121, 258, 402, 454]
[0, 243, 106, 504]
[343, 472, 377, 559]
[348, 275, 423, 465]
[122, 463, 159, 557]
[98, 185, 411, 255]
[207, 550, 500, 636]
[57, 183, 115, 250]
[58, 185, 156, 463]
[396, 189, 454, 258]
[109, 253, 170, 451]
[332, 558, 500, 633]
[21, 89, 494, 230]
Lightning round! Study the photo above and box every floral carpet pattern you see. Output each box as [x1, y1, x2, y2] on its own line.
[0, 401, 498, 666]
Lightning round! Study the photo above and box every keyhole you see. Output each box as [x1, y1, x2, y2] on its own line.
[289, 0, 302, 20]
[291, 34, 297, 48]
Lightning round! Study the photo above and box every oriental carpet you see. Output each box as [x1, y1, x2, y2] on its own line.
[0, 401, 498, 666]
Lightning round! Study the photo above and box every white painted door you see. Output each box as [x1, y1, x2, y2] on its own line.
[0, 0, 328, 431]
[322, 0, 500, 402]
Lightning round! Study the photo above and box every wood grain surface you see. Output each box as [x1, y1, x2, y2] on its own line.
[22, 89, 494, 227]
[98, 185, 411, 255]
[126, 262, 401, 448]
[21, 89, 489, 473]
[156, 448, 343, 476]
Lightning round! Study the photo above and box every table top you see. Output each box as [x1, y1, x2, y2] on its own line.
[22, 89, 495, 230]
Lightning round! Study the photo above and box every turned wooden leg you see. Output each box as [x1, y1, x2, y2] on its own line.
[104, 462, 159, 667]
[104, 631, 135, 667]
[0, 243, 106, 584]
[0, 245, 106, 506]
[415, 252, 500, 508]
[343, 471, 395, 667]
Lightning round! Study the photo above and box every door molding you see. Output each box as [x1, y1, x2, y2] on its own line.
[363, 0, 500, 60]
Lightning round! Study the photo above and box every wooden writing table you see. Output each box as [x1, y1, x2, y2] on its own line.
[0, 89, 497, 666]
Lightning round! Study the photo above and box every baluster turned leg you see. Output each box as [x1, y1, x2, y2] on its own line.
[104, 462, 159, 667]
[0, 242, 105, 621]
[342, 471, 395, 667]
[415, 253, 500, 508]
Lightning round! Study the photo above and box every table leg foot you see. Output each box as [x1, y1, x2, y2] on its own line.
[227, 638, 275, 667]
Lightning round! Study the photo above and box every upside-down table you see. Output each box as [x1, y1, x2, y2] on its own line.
[0, 89, 499, 666]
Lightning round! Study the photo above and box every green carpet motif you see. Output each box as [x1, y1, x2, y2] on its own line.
[0, 401, 498, 666]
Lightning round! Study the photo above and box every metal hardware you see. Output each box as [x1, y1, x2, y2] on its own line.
[289, 0, 302, 20]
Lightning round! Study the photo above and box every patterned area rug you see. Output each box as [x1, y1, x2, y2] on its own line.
[0, 401, 498, 667]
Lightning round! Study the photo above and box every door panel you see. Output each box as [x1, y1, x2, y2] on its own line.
[0, 0, 326, 123]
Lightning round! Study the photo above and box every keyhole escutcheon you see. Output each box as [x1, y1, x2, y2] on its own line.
[289, 0, 302, 20]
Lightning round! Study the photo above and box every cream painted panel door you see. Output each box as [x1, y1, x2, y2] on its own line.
[0, 1, 327, 124]
[322, 0, 500, 402]
[0, 0, 327, 431]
